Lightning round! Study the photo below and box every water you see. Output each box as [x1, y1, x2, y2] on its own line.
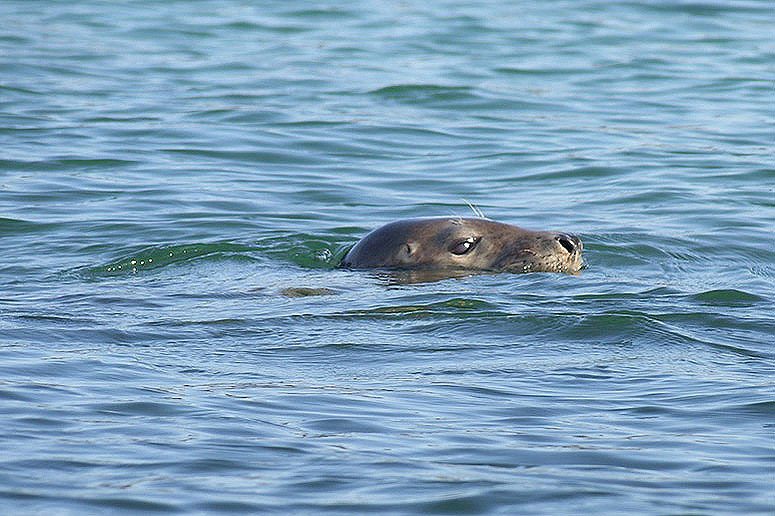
[1, 1, 773, 514]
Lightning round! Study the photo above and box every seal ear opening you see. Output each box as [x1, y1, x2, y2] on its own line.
[404, 243, 414, 256]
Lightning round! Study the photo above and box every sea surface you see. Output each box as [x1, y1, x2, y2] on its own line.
[1, 1, 773, 515]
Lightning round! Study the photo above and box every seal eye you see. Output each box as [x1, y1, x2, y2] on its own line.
[449, 237, 480, 255]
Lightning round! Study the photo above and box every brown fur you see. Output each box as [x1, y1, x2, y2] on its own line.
[340, 217, 583, 274]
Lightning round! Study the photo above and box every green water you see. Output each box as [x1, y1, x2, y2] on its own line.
[1, 1, 773, 514]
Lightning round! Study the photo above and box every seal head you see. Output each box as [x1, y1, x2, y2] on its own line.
[340, 217, 583, 274]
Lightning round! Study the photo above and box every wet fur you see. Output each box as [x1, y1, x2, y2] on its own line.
[341, 217, 583, 274]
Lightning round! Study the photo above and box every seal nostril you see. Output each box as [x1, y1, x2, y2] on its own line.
[556, 235, 576, 254]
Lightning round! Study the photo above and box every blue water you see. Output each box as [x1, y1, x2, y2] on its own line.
[1, 1, 774, 514]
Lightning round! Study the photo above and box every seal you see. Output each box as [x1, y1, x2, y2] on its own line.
[340, 217, 583, 274]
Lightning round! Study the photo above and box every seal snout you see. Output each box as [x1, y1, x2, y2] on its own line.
[555, 233, 582, 254]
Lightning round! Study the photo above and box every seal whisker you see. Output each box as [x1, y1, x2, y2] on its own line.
[463, 200, 486, 219]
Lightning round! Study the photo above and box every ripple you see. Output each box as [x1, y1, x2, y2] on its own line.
[92, 243, 258, 276]
[688, 288, 766, 305]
